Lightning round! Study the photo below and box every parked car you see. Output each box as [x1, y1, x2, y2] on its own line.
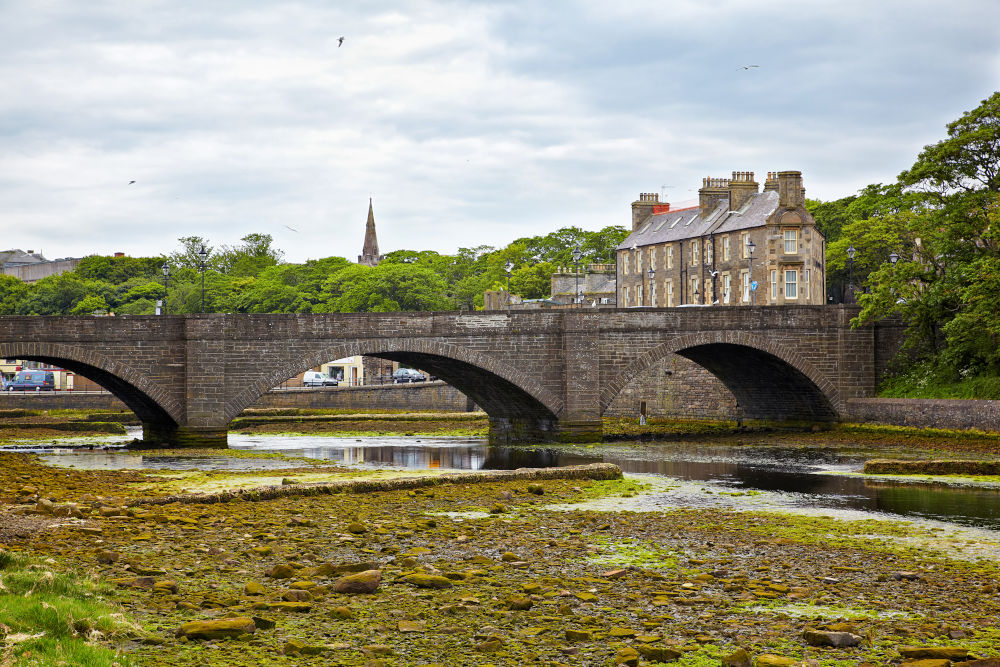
[5, 370, 56, 392]
[302, 370, 338, 387]
[392, 368, 427, 383]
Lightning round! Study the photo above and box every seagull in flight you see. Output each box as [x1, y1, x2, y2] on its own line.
[128, 180, 136, 184]
[284, 225, 299, 233]
[337, 36, 345, 47]
[737, 64, 760, 71]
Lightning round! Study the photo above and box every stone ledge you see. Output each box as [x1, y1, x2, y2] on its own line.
[130, 463, 623, 507]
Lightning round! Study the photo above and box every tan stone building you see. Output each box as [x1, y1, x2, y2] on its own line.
[616, 171, 825, 307]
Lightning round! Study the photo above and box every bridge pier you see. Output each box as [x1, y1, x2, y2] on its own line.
[141, 423, 228, 449]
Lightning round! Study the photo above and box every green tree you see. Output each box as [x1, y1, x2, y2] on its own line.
[856, 91, 1000, 377]
[0, 275, 28, 315]
[215, 233, 284, 277]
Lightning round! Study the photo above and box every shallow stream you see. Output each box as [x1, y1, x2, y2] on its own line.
[18, 430, 1000, 532]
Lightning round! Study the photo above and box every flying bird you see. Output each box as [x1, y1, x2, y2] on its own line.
[337, 36, 345, 47]
[128, 180, 136, 184]
[284, 225, 299, 233]
[737, 64, 760, 71]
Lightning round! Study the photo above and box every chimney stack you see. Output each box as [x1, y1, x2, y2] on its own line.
[699, 176, 730, 216]
[763, 171, 780, 192]
[777, 171, 804, 208]
[631, 192, 659, 230]
[728, 171, 758, 211]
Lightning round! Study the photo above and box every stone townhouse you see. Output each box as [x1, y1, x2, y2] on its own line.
[616, 170, 825, 307]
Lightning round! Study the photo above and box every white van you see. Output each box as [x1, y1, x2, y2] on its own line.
[302, 371, 338, 387]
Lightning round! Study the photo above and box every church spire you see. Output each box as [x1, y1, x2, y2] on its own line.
[358, 197, 381, 266]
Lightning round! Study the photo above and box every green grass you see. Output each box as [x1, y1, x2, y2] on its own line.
[0, 550, 137, 667]
[878, 362, 1000, 399]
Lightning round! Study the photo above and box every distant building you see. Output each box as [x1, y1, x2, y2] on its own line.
[1, 249, 81, 283]
[617, 171, 826, 307]
[550, 263, 617, 306]
[357, 199, 383, 267]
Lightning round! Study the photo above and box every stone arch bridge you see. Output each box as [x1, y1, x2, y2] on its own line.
[0, 306, 898, 447]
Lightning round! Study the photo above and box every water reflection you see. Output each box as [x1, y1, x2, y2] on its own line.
[24, 435, 1000, 531]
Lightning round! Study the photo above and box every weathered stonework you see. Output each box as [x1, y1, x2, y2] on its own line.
[0, 306, 887, 446]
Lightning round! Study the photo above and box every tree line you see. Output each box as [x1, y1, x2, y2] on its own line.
[0, 227, 629, 316]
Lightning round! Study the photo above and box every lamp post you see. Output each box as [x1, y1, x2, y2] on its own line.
[504, 260, 514, 312]
[889, 251, 899, 267]
[161, 262, 170, 314]
[572, 246, 582, 307]
[197, 245, 209, 313]
[847, 244, 856, 302]
[746, 239, 756, 305]
[647, 267, 654, 306]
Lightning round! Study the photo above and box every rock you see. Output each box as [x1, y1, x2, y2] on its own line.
[244, 581, 266, 596]
[347, 521, 367, 534]
[476, 637, 504, 652]
[637, 644, 681, 662]
[176, 617, 256, 640]
[152, 580, 178, 594]
[266, 564, 296, 579]
[755, 655, 798, 667]
[615, 647, 640, 666]
[332, 570, 382, 594]
[289, 580, 316, 590]
[398, 620, 425, 632]
[329, 606, 355, 619]
[500, 552, 521, 562]
[803, 629, 862, 647]
[261, 601, 312, 612]
[526, 483, 544, 495]
[252, 616, 276, 630]
[964, 660, 1000, 667]
[129, 564, 167, 576]
[603, 569, 627, 579]
[36, 498, 54, 515]
[901, 661, 951, 667]
[283, 639, 325, 655]
[401, 573, 453, 589]
[96, 550, 120, 564]
[893, 571, 921, 581]
[565, 629, 592, 641]
[363, 644, 394, 656]
[609, 627, 636, 638]
[489, 503, 508, 514]
[900, 647, 970, 660]
[721, 648, 752, 667]
[505, 597, 533, 610]
[54, 503, 83, 518]
[282, 589, 312, 602]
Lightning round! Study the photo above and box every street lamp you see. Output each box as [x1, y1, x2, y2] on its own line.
[572, 246, 583, 307]
[889, 251, 899, 267]
[197, 245, 209, 313]
[504, 260, 514, 312]
[746, 239, 756, 305]
[647, 267, 654, 306]
[847, 244, 856, 302]
[161, 262, 170, 314]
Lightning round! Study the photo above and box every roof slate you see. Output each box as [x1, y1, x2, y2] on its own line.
[617, 190, 779, 250]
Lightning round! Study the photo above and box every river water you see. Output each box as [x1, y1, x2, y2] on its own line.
[18, 430, 1000, 533]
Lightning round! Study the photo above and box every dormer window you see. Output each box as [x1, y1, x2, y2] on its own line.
[783, 229, 798, 254]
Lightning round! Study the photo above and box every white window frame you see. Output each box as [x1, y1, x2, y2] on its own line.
[636, 248, 643, 275]
[666, 244, 673, 269]
[690, 276, 700, 304]
[666, 279, 673, 307]
[623, 254, 629, 275]
[723, 274, 731, 304]
[741, 233, 749, 259]
[649, 247, 656, 271]
[636, 284, 643, 306]
[650, 280, 657, 307]
[723, 236, 730, 262]
[706, 241, 713, 265]
[741, 270, 749, 302]
[784, 229, 798, 254]
[691, 240, 699, 266]
[622, 286, 629, 307]
[770, 269, 777, 301]
[784, 269, 798, 299]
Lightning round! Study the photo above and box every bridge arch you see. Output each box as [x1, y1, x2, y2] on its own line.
[226, 337, 564, 428]
[600, 331, 839, 422]
[0, 342, 182, 428]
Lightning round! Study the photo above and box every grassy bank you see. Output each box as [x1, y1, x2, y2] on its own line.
[0, 549, 137, 666]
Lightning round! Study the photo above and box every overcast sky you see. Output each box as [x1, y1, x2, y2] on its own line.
[2, 1, 999, 263]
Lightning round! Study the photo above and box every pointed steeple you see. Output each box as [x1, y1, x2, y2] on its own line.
[358, 198, 381, 266]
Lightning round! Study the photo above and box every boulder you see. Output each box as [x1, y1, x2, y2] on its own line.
[803, 629, 862, 647]
[332, 570, 382, 594]
[265, 564, 296, 579]
[614, 647, 640, 666]
[244, 581, 266, 596]
[721, 648, 752, 667]
[401, 573, 453, 589]
[755, 655, 798, 667]
[636, 644, 681, 662]
[900, 647, 970, 661]
[176, 617, 256, 640]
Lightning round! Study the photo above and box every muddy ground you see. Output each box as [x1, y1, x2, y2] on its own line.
[2, 433, 1000, 666]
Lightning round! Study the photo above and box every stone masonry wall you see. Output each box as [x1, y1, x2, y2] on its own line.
[605, 354, 737, 419]
[847, 398, 1000, 432]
